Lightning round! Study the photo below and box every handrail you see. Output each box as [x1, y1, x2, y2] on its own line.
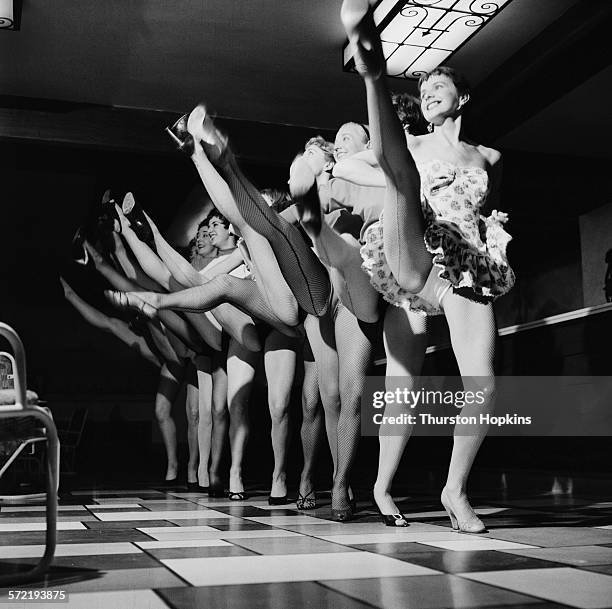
[375, 301, 612, 366]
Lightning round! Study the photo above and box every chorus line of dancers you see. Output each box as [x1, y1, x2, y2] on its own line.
[61, 0, 514, 530]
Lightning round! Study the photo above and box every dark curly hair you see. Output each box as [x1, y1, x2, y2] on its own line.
[391, 92, 426, 135]
[418, 66, 471, 98]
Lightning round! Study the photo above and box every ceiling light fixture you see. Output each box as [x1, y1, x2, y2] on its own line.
[0, 0, 20, 31]
[343, 0, 513, 79]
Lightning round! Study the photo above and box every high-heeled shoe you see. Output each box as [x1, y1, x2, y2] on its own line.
[71, 227, 89, 266]
[122, 192, 155, 249]
[373, 501, 409, 527]
[296, 489, 316, 510]
[331, 506, 354, 522]
[186, 104, 229, 165]
[96, 189, 120, 235]
[268, 495, 288, 506]
[104, 290, 157, 318]
[441, 488, 487, 534]
[165, 113, 195, 156]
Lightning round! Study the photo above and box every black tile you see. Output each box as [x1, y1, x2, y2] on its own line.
[386, 550, 564, 573]
[0, 553, 160, 571]
[157, 581, 373, 609]
[0, 529, 153, 544]
[146, 545, 257, 559]
[84, 520, 175, 529]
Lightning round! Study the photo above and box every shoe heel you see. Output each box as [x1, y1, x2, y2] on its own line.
[331, 508, 353, 522]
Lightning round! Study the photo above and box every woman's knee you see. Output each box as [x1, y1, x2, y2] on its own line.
[269, 399, 290, 423]
[155, 402, 172, 422]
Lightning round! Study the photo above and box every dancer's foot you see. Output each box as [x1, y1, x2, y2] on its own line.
[71, 227, 89, 266]
[165, 113, 195, 156]
[187, 467, 198, 486]
[331, 484, 354, 522]
[270, 472, 288, 500]
[373, 485, 401, 515]
[104, 290, 159, 318]
[229, 468, 245, 495]
[122, 193, 155, 247]
[289, 156, 323, 237]
[441, 487, 487, 533]
[59, 276, 74, 299]
[297, 476, 317, 510]
[340, 0, 385, 79]
[373, 484, 408, 527]
[165, 464, 178, 482]
[186, 104, 229, 165]
[84, 240, 105, 267]
[97, 190, 121, 234]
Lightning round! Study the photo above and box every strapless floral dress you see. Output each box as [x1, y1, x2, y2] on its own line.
[360, 159, 515, 314]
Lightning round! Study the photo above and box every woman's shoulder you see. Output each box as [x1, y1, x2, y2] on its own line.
[476, 144, 502, 167]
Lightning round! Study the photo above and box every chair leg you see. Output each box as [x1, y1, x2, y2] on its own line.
[0, 407, 59, 585]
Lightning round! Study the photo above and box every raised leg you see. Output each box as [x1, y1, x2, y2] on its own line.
[342, 0, 432, 291]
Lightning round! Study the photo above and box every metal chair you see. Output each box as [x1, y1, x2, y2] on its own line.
[0, 322, 59, 585]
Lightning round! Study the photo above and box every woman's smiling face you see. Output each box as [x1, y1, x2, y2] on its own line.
[420, 74, 463, 124]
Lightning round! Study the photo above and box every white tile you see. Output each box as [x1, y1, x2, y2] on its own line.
[400, 507, 509, 519]
[86, 504, 144, 509]
[139, 527, 302, 541]
[317, 531, 476, 545]
[419, 539, 538, 551]
[1, 505, 87, 512]
[461, 567, 612, 609]
[0, 542, 141, 558]
[0, 521, 85, 531]
[244, 515, 336, 525]
[64, 589, 170, 609]
[96, 510, 233, 521]
[162, 552, 440, 586]
[136, 539, 233, 549]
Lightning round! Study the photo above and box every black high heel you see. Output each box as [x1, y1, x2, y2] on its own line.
[165, 113, 195, 156]
[97, 189, 121, 235]
[122, 192, 155, 249]
[372, 492, 409, 527]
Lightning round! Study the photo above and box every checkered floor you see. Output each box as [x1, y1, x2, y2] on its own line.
[1, 484, 612, 608]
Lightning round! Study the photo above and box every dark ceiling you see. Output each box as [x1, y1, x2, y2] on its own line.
[1, 0, 610, 160]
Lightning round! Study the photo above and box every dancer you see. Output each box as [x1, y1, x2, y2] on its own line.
[166, 105, 331, 319]
[285, 137, 377, 520]
[341, 0, 515, 532]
